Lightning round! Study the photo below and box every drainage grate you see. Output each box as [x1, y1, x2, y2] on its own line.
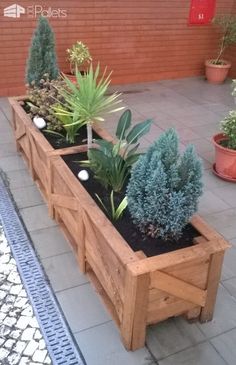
[0, 174, 86, 365]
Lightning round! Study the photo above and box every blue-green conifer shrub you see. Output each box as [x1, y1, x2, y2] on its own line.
[26, 16, 59, 85]
[127, 128, 203, 240]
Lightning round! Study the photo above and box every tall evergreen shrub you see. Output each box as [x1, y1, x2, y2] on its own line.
[127, 128, 203, 240]
[26, 16, 59, 85]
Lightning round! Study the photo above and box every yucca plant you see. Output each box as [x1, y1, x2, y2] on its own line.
[59, 63, 124, 148]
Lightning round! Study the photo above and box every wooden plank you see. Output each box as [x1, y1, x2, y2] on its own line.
[121, 270, 149, 350]
[136, 251, 146, 259]
[127, 239, 228, 276]
[150, 270, 206, 307]
[191, 215, 227, 244]
[184, 307, 201, 322]
[193, 236, 208, 244]
[76, 207, 86, 273]
[51, 193, 78, 211]
[200, 251, 225, 322]
[50, 144, 88, 156]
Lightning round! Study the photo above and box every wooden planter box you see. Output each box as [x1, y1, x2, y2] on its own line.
[47, 152, 230, 351]
[8, 96, 113, 204]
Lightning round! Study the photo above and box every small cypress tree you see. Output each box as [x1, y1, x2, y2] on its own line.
[127, 128, 203, 240]
[26, 16, 59, 85]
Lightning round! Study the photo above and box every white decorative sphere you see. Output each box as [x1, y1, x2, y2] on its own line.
[33, 116, 46, 129]
[78, 169, 89, 181]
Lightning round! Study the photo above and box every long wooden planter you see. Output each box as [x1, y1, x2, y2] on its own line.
[46, 152, 230, 351]
[8, 96, 113, 204]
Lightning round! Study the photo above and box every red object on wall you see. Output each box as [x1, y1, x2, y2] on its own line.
[189, 0, 216, 25]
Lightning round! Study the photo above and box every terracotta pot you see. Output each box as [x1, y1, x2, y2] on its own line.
[213, 133, 236, 180]
[205, 60, 231, 84]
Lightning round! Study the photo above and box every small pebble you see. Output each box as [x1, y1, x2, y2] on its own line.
[78, 169, 89, 181]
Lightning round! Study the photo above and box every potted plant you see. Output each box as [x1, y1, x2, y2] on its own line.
[47, 127, 229, 350]
[205, 14, 236, 84]
[65, 41, 92, 82]
[213, 109, 236, 181]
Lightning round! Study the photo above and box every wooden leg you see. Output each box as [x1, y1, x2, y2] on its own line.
[121, 269, 149, 351]
[184, 307, 201, 323]
[200, 251, 224, 322]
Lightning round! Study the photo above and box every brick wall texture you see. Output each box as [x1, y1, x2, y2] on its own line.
[0, 0, 235, 96]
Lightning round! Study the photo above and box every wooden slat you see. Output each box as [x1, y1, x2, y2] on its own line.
[136, 251, 146, 259]
[50, 144, 87, 156]
[51, 193, 78, 211]
[121, 269, 149, 350]
[127, 239, 228, 276]
[194, 236, 208, 244]
[150, 270, 206, 307]
[200, 251, 225, 322]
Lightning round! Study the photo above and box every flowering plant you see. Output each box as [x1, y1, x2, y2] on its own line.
[67, 41, 92, 74]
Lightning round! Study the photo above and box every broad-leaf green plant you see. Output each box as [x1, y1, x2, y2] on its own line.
[59, 63, 124, 149]
[95, 191, 128, 221]
[82, 109, 152, 192]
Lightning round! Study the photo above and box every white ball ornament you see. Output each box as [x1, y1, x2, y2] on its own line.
[33, 116, 46, 129]
[78, 170, 89, 181]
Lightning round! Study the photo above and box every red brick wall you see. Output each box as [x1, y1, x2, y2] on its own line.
[0, 0, 235, 96]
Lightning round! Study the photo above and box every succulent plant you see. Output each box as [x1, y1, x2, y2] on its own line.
[26, 74, 66, 132]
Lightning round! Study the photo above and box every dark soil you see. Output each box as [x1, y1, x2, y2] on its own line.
[62, 152, 199, 257]
[22, 101, 100, 149]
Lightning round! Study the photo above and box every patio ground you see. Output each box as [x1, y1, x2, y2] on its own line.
[1, 77, 236, 365]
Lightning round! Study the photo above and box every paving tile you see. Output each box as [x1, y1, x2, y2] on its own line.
[223, 277, 236, 298]
[230, 238, 236, 247]
[30, 226, 71, 259]
[0, 143, 17, 158]
[42, 252, 88, 292]
[196, 284, 236, 338]
[191, 123, 221, 138]
[202, 170, 230, 190]
[0, 155, 26, 172]
[6, 169, 34, 189]
[0, 131, 14, 144]
[211, 328, 236, 365]
[212, 185, 236, 208]
[56, 284, 111, 332]
[0, 98, 12, 121]
[20, 205, 56, 232]
[198, 191, 230, 216]
[221, 247, 236, 280]
[146, 317, 205, 360]
[158, 342, 227, 365]
[75, 321, 154, 365]
[11, 185, 44, 209]
[202, 208, 236, 235]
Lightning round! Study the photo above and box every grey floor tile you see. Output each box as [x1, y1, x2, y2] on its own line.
[0, 131, 14, 144]
[42, 252, 88, 292]
[211, 328, 236, 365]
[223, 277, 236, 298]
[30, 226, 71, 259]
[0, 98, 12, 121]
[56, 284, 111, 332]
[6, 169, 34, 189]
[146, 317, 205, 360]
[212, 185, 236, 208]
[222, 247, 236, 280]
[158, 342, 227, 365]
[0, 155, 26, 172]
[203, 170, 230, 190]
[230, 238, 236, 247]
[75, 322, 155, 365]
[198, 191, 230, 216]
[197, 284, 236, 338]
[20, 204, 56, 232]
[0, 143, 17, 158]
[11, 185, 44, 209]
[202, 208, 236, 235]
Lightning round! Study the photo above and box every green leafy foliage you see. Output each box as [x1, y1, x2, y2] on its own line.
[26, 16, 59, 85]
[67, 41, 92, 74]
[221, 110, 236, 150]
[95, 191, 128, 221]
[127, 128, 203, 240]
[82, 109, 152, 192]
[48, 104, 87, 144]
[212, 15, 236, 64]
[59, 63, 124, 148]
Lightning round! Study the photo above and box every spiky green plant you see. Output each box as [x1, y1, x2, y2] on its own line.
[26, 16, 59, 85]
[59, 63, 124, 148]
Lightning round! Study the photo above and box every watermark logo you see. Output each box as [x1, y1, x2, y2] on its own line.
[4, 4, 25, 18]
[3, 4, 67, 18]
